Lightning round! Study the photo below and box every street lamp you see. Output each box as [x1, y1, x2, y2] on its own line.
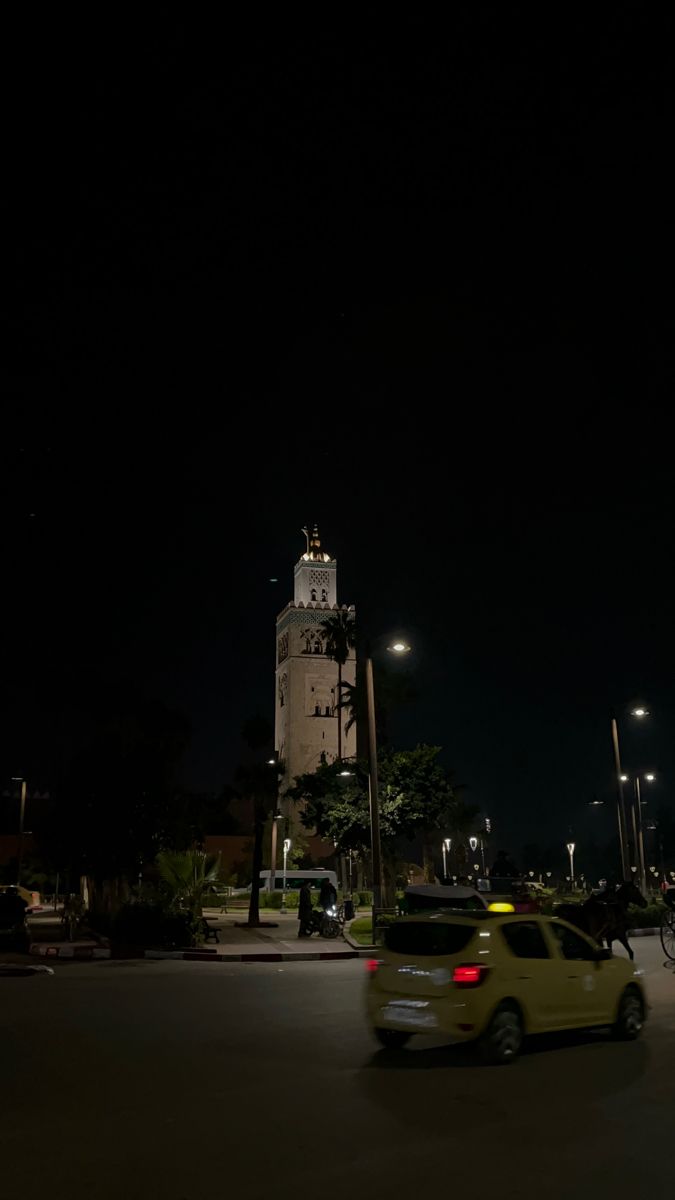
[442, 838, 451, 882]
[366, 638, 411, 940]
[621, 772, 655, 895]
[269, 811, 282, 893]
[281, 838, 291, 911]
[566, 842, 576, 885]
[11, 777, 27, 887]
[469, 836, 478, 853]
[266, 755, 282, 893]
[612, 705, 653, 880]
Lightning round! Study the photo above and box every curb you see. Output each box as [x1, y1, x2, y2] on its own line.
[0, 964, 55, 976]
[627, 927, 659, 937]
[143, 948, 367, 962]
[30, 943, 111, 960]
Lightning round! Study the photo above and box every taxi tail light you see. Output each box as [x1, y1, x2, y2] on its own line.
[452, 964, 488, 988]
[366, 958, 383, 974]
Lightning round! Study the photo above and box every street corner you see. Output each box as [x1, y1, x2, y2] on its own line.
[30, 942, 111, 960]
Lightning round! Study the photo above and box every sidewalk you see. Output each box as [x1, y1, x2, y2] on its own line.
[147, 910, 367, 962]
[24, 909, 369, 963]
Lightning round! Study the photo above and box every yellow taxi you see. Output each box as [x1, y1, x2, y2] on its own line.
[366, 911, 646, 1063]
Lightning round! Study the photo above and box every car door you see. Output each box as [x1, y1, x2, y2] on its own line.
[498, 919, 568, 1030]
[546, 921, 614, 1026]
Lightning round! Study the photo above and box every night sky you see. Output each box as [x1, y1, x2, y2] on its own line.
[5, 13, 675, 861]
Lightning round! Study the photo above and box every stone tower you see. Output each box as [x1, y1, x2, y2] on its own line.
[275, 526, 356, 791]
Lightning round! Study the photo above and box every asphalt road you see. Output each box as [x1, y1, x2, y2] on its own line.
[2, 937, 674, 1200]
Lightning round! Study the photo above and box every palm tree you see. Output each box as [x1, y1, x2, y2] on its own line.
[320, 610, 356, 761]
[157, 849, 222, 916]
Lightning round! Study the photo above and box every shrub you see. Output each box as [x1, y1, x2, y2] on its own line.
[202, 893, 229, 908]
[628, 901, 664, 928]
[112, 902, 198, 949]
[358, 890, 373, 907]
[375, 913, 397, 929]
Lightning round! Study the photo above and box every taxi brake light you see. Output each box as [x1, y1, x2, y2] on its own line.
[453, 964, 487, 988]
[366, 958, 383, 973]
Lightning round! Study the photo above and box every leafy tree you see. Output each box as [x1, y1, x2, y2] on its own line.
[32, 687, 191, 910]
[320, 610, 356, 761]
[236, 716, 282, 927]
[290, 746, 477, 885]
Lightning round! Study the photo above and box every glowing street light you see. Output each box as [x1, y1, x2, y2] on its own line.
[442, 838, 451, 881]
[469, 836, 478, 853]
[632, 708, 649, 718]
[280, 837, 292, 911]
[566, 842, 576, 885]
[366, 636, 414, 940]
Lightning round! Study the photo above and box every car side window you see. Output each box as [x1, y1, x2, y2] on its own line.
[551, 922, 595, 961]
[501, 921, 550, 959]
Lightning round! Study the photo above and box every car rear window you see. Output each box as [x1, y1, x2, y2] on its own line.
[385, 922, 476, 957]
[406, 893, 485, 912]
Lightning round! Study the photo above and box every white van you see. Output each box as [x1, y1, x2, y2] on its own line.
[259, 868, 338, 893]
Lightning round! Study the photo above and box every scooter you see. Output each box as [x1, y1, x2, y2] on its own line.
[307, 906, 342, 939]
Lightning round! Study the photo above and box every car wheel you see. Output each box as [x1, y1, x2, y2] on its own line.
[613, 987, 644, 1040]
[479, 1002, 524, 1064]
[374, 1027, 411, 1050]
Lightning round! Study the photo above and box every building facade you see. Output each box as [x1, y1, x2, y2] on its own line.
[275, 526, 356, 791]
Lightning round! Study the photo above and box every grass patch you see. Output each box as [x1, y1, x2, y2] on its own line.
[349, 917, 374, 945]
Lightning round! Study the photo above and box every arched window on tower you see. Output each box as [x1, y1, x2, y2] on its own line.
[321, 588, 328, 602]
[310, 588, 317, 601]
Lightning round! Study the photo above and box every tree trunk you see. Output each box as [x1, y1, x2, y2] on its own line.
[422, 836, 436, 883]
[337, 661, 343, 761]
[247, 802, 265, 927]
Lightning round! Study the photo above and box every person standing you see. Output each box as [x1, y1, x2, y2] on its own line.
[298, 880, 314, 937]
[319, 875, 337, 913]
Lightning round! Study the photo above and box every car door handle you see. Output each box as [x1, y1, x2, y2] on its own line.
[517, 975, 532, 980]
[567, 975, 580, 979]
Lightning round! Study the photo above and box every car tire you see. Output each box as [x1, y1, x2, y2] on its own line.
[613, 987, 644, 1041]
[479, 1002, 524, 1065]
[374, 1027, 411, 1050]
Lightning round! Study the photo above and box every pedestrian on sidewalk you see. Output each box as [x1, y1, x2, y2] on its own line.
[298, 880, 313, 937]
[319, 875, 337, 913]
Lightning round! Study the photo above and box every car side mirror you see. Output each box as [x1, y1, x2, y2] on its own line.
[593, 948, 612, 963]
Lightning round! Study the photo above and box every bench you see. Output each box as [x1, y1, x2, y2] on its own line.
[201, 919, 220, 944]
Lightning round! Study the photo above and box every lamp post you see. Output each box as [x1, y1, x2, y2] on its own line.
[270, 811, 282, 893]
[281, 838, 291, 911]
[442, 838, 451, 882]
[612, 706, 651, 879]
[635, 773, 655, 896]
[566, 842, 576, 886]
[366, 639, 410, 941]
[610, 716, 629, 878]
[12, 777, 27, 888]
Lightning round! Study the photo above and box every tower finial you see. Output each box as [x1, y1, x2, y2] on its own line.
[301, 525, 310, 554]
[310, 523, 321, 552]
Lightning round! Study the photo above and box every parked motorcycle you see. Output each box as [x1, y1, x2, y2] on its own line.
[307, 906, 342, 939]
